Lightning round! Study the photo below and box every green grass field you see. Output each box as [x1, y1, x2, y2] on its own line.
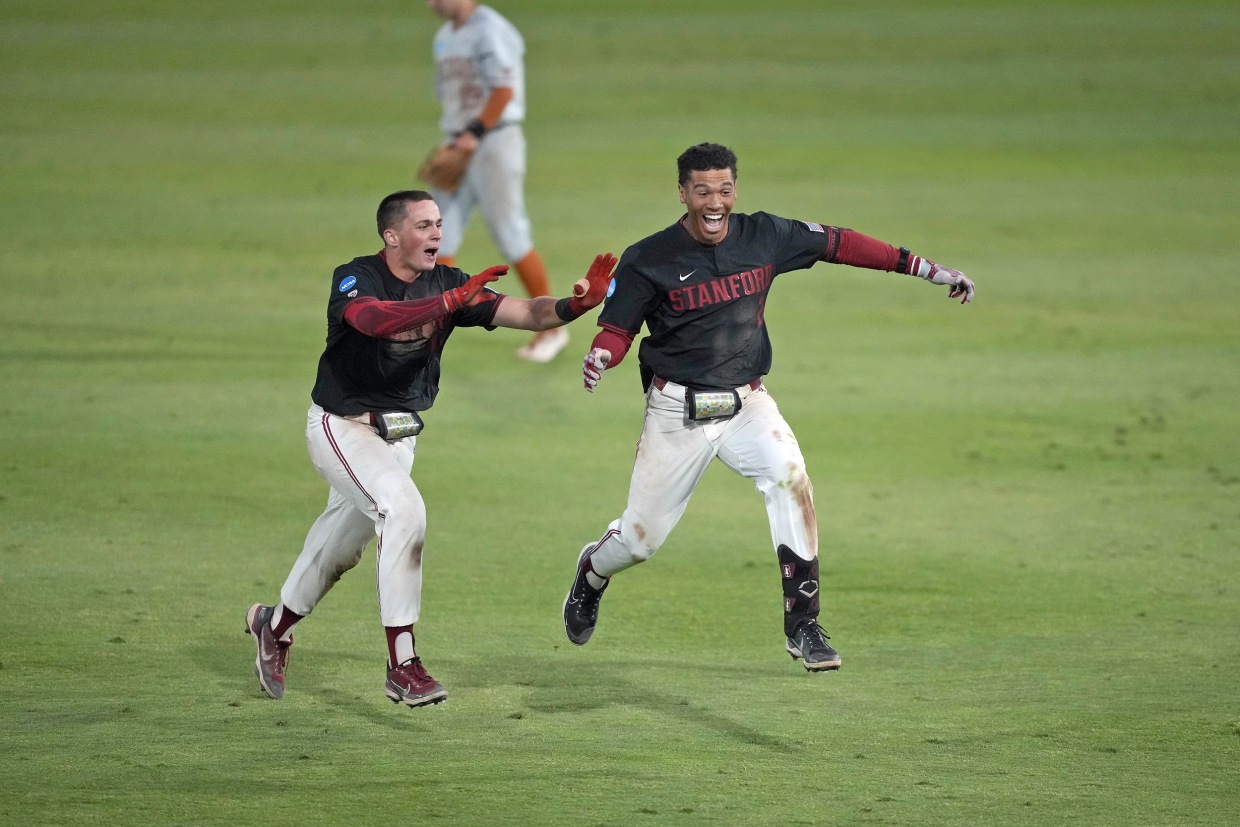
[2, 1, 1238, 824]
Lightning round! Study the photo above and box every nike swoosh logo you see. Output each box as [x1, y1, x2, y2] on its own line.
[679, 269, 697, 281]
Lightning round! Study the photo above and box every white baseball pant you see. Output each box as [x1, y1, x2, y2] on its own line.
[434, 125, 534, 263]
[586, 380, 819, 578]
[279, 404, 427, 627]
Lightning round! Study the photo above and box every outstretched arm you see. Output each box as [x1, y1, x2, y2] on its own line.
[825, 228, 975, 304]
[490, 253, 618, 331]
[343, 265, 507, 338]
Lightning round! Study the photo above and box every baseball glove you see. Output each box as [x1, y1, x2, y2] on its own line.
[417, 144, 473, 193]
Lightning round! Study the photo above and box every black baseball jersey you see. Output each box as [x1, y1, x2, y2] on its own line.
[310, 253, 500, 415]
[598, 211, 835, 389]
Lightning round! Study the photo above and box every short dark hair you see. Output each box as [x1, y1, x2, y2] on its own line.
[376, 190, 434, 236]
[677, 143, 737, 185]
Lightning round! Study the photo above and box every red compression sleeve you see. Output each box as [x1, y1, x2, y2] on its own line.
[591, 326, 636, 368]
[825, 228, 903, 272]
[343, 296, 448, 338]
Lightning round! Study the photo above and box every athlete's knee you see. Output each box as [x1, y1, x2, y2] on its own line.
[376, 496, 427, 551]
[497, 240, 533, 264]
[390, 511, 427, 550]
[491, 222, 533, 263]
[790, 465, 814, 501]
[341, 543, 367, 571]
[762, 462, 814, 502]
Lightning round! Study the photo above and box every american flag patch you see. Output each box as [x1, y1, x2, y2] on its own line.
[803, 221, 824, 233]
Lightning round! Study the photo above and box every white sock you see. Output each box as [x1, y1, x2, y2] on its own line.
[393, 630, 416, 666]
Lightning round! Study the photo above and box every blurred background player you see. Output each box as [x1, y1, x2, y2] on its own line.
[563, 143, 975, 671]
[423, 0, 567, 362]
[245, 190, 615, 708]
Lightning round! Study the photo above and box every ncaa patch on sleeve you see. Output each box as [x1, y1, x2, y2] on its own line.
[339, 275, 358, 292]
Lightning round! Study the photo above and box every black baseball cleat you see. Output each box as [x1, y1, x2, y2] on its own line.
[786, 619, 842, 672]
[563, 545, 608, 645]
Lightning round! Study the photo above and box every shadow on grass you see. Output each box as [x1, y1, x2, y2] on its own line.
[448, 653, 801, 753]
[219, 637, 804, 750]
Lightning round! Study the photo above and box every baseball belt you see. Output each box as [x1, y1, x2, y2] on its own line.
[687, 389, 742, 421]
[370, 411, 424, 441]
[652, 376, 763, 422]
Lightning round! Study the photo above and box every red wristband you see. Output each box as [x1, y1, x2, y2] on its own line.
[591, 326, 635, 368]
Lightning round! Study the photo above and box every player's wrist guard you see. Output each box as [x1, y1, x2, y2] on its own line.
[464, 118, 487, 139]
[899, 248, 961, 285]
[444, 265, 508, 313]
[555, 296, 583, 322]
[897, 247, 933, 279]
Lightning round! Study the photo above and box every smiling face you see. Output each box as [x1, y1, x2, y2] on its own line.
[678, 168, 737, 245]
[381, 198, 443, 281]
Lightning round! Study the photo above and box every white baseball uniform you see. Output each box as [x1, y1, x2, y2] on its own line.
[279, 252, 503, 627]
[583, 212, 831, 581]
[429, 5, 534, 263]
[574, 193, 973, 653]
[587, 377, 816, 577]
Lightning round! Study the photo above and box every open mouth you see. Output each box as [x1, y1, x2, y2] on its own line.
[703, 214, 724, 232]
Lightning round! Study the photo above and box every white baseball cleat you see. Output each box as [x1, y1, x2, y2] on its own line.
[516, 327, 570, 363]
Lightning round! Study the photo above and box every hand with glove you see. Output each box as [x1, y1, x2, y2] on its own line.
[443, 265, 508, 313]
[572, 253, 619, 308]
[561, 253, 618, 320]
[417, 144, 474, 193]
[583, 348, 611, 393]
[923, 262, 975, 304]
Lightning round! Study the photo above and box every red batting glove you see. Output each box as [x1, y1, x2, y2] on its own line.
[567, 253, 618, 316]
[925, 262, 976, 305]
[583, 347, 612, 393]
[444, 265, 508, 312]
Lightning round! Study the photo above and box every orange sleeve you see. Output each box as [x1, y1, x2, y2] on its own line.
[477, 88, 514, 129]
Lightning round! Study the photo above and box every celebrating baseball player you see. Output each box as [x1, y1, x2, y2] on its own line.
[246, 190, 616, 708]
[563, 143, 975, 671]
[419, 0, 568, 363]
